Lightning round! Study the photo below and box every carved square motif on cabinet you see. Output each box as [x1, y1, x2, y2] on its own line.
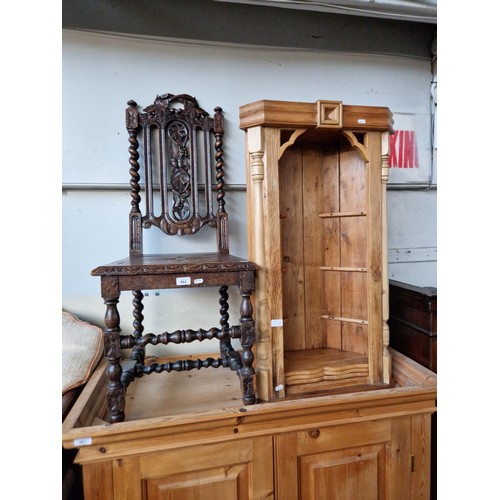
[240, 99, 394, 401]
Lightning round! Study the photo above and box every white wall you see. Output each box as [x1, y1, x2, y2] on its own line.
[62, 29, 436, 349]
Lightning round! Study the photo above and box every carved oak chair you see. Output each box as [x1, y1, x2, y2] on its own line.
[91, 93, 257, 423]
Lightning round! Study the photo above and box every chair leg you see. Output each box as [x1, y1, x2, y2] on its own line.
[219, 285, 235, 366]
[131, 290, 145, 365]
[103, 296, 125, 423]
[239, 284, 256, 405]
[121, 290, 146, 388]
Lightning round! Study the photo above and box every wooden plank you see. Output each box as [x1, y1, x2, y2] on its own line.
[339, 144, 366, 214]
[263, 127, 285, 399]
[247, 126, 274, 402]
[62, 358, 108, 432]
[83, 460, 114, 499]
[339, 142, 368, 357]
[112, 455, 142, 499]
[410, 414, 432, 499]
[365, 131, 383, 384]
[322, 146, 342, 349]
[296, 419, 390, 455]
[279, 145, 305, 351]
[252, 435, 275, 499]
[390, 349, 437, 388]
[303, 146, 325, 350]
[140, 439, 253, 476]
[381, 131, 391, 385]
[388, 417, 412, 499]
[123, 366, 245, 421]
[274, 433, 299, 500]
[342, 322, 369, 355]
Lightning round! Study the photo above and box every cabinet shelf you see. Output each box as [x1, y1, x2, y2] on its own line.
[320, 266, 367, 272]
[319, 211, 366, 218]
[284, 348, 370, 394]
[320, 314, 368, 325]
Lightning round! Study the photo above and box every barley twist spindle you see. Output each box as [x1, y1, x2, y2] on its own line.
[126, 100, 141, 212]
[214, 107, 225, 214]
[131, 290, 145, 365]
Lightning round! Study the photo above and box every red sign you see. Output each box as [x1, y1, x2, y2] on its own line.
[389, 130, 419, 168]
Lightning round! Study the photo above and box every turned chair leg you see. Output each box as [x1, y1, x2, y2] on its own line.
[239, 284, 256, 405]
[219, 285, 235, 366]
[131, 290, 145, 365]
[103, 296, 126, 423]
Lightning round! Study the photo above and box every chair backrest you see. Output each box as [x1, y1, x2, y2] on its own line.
[126, 93, 229, 256]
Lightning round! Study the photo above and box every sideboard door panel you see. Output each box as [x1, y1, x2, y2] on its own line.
[145, 464, 249, 500]
[274, 417, 431, 500]
[101, 436, 274, 500]
[299, 443, 387, 500]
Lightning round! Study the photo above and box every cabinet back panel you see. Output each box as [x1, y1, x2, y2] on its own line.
[341, 322, 368, 354]
[303, 148, 327, 349]
[280, 147, 306, 350]
[339, 146, 367, 212]
[279, 139, 368, 356]
[322, 149, 342, 350]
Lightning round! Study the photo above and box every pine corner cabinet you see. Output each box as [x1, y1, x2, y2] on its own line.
[240, 99, 393, 401]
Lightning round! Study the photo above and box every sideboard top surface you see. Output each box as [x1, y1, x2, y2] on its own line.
[62, 349, 436, 463]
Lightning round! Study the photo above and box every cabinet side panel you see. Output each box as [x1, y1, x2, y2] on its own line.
[264, 128, 286, 397]
[365, 131, 384, 383]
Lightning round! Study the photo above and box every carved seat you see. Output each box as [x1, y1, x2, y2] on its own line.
[91, 93, 257, 423]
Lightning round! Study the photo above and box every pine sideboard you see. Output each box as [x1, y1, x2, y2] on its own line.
[62, 349, 436, 499]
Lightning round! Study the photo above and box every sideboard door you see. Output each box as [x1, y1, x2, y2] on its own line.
[274, 416, 431, 500]
[84, 436, 274, 499]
